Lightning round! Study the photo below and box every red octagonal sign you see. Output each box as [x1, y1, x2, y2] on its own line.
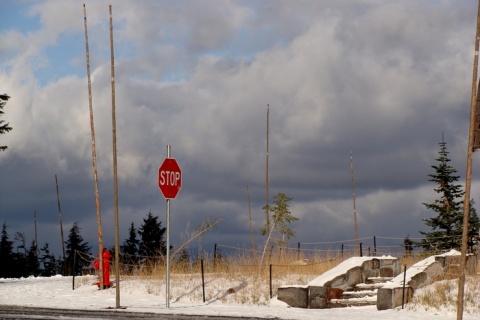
[158, 158, 182, 199]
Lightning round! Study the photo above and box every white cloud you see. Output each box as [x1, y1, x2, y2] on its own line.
[1, 0, 479, 257]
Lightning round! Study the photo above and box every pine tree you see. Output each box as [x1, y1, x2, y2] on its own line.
[261, 193, 298, 248]
[466, 200, 480, 251]
[0, 222, 15, 277]
[39, 243, 58, 276]
[65, 222, 92, 275]
[138, 212, 166, 260]
[121, 222, 139, 268]
[419, 138, 479, 252]
[12, 231, 29, 277]
[26, 240, 40, 276]
[403, 236, 414, 256]
[0, 94, 12, 152]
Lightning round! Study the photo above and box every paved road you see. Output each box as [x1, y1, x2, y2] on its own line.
[0, 305, 278, 320]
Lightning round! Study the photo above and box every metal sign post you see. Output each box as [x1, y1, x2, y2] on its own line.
[158, 145, 182, 308]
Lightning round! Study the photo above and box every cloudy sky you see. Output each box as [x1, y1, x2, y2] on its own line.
[1, 0, 480, 260]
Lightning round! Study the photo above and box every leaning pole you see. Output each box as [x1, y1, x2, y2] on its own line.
[83, 3, 104, 290]
[457, 1, 480, 319]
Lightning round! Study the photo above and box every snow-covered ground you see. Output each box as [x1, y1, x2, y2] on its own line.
[0, 274, 478, 320]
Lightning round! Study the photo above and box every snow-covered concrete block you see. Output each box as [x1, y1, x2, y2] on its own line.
[308, 286, 328, 308]
[277, 286, 308, 308]
[377, 286, 412, 310]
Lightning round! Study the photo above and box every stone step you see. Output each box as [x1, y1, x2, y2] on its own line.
[326, 280, 386, 308]
[341, 290, 377, 299]
[365, 277, 393, 284]
[329, 297, 377, 308]
[354, 282, 386, 291]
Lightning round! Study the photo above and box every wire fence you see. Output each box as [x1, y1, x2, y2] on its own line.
[71, 232, 479, 301]
[72, 233, 478, 279]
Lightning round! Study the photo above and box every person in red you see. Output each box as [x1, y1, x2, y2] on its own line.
[93, 248, 112, 289]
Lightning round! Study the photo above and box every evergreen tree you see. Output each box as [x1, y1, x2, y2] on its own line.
[0, 94, 12, 151]
[65, 222, 92, 276]
[0, 222, 15, 277]
[121, 222, 139, 268]
[403, 236, 414, 256]
[419, 138, 479, 252]
[12, 231, 29, 277]
[120, 222, 139, 263]
[138, 212, 166, 259]
[39, 243, 58, 276]
[466, 200, 480, 251]
[26, 240, 40, 276]
[261, 193, 298, 248]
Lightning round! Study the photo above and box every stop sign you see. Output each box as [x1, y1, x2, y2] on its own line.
[158, 158, 182, 199]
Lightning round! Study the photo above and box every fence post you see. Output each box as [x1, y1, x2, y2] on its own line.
[269, 264, 273, 299]
[213, 243, 217, 272]
[269, 245, 274, 261]
[201, 258, 205, 303]
[341, 244, 344, 258]
[72, 249, 76, 290]
[373, 236, 377, 256]
[402, 265, 407, 309]
[297, 242, 300, 260]
[359, 243, 363, 257]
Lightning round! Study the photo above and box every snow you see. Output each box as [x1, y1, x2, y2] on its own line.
[383, 249, 459, 289]
[0, 274, 478, 320]
[307, 255, 395, 287]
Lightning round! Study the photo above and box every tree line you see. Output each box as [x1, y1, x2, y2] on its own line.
[1, 91, 479, 276]
[0, 211, 171, 278]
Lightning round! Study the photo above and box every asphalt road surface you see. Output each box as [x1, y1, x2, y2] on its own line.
[0, 305, 280, 320]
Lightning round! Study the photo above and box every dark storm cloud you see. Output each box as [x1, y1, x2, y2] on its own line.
[1, 0, 479, 257]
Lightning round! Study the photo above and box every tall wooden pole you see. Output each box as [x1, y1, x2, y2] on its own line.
[83, 4, 104, 290]
[457, 1, 480, 319]
[55, 174, 66, 274]
[34, 210, 38, 257]
[350, 151, 359, 256]
[109, 5, 120, 307]
[265, 104, 270, 229]
[247, 185, 256, 260]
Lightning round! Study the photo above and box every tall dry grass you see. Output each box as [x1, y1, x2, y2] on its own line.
[115, 249, 347, 305]
[406, 274, 480, 314]
[106, 250, 479, 311]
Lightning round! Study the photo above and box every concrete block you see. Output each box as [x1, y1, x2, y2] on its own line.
[377, 287, 393, 310]
[371, 258, 380, 269]
[364, 268, 379, 279]
[277, 287, 308, 308]
[346, 266, 363, 287]
[380, 267, 393, 277]
[377, 286, 412, 310]
[408, 271, 427, 290]
[309, 286, 328, 309]
[325, 274, 346, 288]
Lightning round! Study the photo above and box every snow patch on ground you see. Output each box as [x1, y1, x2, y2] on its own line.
[0, 274, 479, 319]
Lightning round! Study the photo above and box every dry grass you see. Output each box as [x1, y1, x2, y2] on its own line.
[407, 274, 480, 314]
[110, 251, 479, 311]
[115, 250, 347, 305]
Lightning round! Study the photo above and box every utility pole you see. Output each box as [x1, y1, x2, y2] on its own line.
[83, 4, 104, 290]
[109, 4, 121, 307]
[350, 151, 359, 256]
[55, 174, 66, 274]
[457, 1, 480, 319]
[34, 210, 38, 257]
[265, 104, 270, 230]
[247, 186, 256, 260]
